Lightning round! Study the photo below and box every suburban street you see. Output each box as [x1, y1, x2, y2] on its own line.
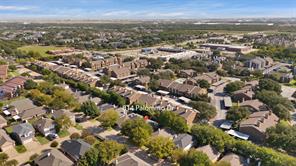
[209, 82, 228, 126]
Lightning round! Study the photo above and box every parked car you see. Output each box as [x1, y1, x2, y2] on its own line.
[47, 133, 58, 141]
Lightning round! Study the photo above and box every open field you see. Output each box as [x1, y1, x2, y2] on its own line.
[18, 45, 66, 57]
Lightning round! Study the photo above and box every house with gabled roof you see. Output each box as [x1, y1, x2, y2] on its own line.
[173, 133, 194, 151]
[239, 111, 279, 142]
[60, 139, 91, 162]
[0, 129, 15, 151]
[12, 123, 35, 144]
[34, 149, 74, 166]
[33, 118, 56, 136]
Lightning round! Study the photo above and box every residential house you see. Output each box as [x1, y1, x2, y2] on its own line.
[158, 79, 207, 99]
[114, 150, 162, 166]
[123, 59, 148, 71]
[12, 123, 35, 144]
[196, 145, 221, 162]
[219, 153, 246, 166]
[111, 86, 199, 125]
[232, 87, 254, 102]
[60, 139, 91, 162]
[239, 111, 279, 142]
[0, 115, 7, 128]
[94, 128, 128, 144]
[34, 149, 74, 166]
[135, 94, 158, 106]
[0, 129, 15, 151]
[8, 98, 46, 121]
[110, 86, 142, 104]
[0, 65, 8, 80]
[52, 109, 76, 125]
[173, 133, 194, 151]
[110, 67, 132, 80]
[114, 152, 151, 166]
[193, 72, 220, 84]
[116, 113, 143, 128]
[134, 76, 150, 87]
[240, 99, 268, 112]
[179, 69, 197, 78]
[173, 107, 198, 125]
[34, 61, 98, 87]
[247, 57, 273, 70]
[33, 118, 56, 136]
[152, 129, 174, 139]
[0, 76, 28, 99]
[99, 103, 116, 112]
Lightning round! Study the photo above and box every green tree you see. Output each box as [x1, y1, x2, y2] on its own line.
[178, 149, 211, 166]
[78, 147, 99, 166]
[55, 115, 73, 132]
[0, 153, 8, 165]
[226, 106, 251, 122]
[109, 92, 126, 106]
[190, 101, 217, 121]
[24, 79, 38, 90]
[148, 58, 163, 70]
[272, 104, 291, 120]
[266, 122, 296, 154]
[78, 140, 125, 166]
[80, 101, 100, 117]
[50, 88, 77, 109]
[197, 79, 210, 89]
[256, 90, 294, 115]
[83, 135, 97, 145]
[259, 79, 281, 94]
[157, 111, 188, 133]
[224, 81, 244, 93]
[98, 109, 119, 128]
[146, 136, 175, 159]
[137, 68, 151, 76]
[99, 75, 111, 86]
[121, 118, 153, 146]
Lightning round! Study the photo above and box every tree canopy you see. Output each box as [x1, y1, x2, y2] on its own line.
[98, 109, 119, 128]
[79, 101, 100, 117]
[190, 101, 217, 121]
[258, 79, 282, 94]
[121, 118, 153, 146]
[156, 111, 188, 133]
[226, 106, 251, 123]
[266, 122, 296, 155]
[78, 140, 125, 166]
[146, 136, 175, 159]
[224, 81, 244, 94]
[178, 149, 211, 166]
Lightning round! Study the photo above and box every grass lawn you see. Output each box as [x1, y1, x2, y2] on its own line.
[36, 135, 49, 145]
[288, 79, 296, 87]
[75, 124, 84, 130]
[18, 45, 66, 57]
[15, 145, 27, 153]
[58, 129, 70, 138]
[4, 126, 14, 134]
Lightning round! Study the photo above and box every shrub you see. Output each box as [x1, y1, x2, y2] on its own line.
[50, 141, 59, 147]
[70, 132, 80, 139]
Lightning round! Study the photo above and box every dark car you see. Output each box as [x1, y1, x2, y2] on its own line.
[47, 133, 58, 141]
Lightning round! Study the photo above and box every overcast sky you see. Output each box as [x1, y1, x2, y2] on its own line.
[0, 0, 296, 19]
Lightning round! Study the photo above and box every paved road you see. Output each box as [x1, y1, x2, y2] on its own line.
[209, 79, 234, 127]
